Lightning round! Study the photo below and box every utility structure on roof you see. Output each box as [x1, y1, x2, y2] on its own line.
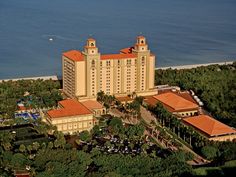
[62, 36, 157, 100]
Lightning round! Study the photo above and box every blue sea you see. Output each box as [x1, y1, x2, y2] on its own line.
[0, 0, 236, 79]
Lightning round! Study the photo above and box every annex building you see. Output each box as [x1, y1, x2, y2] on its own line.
[144, 91, 199, 118]
[183, 115, 236, 141]
[62, 36, 157, 100]
[46, 99, 98, 134]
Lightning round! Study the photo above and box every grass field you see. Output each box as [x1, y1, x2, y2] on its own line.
[193, 160, 236, 177]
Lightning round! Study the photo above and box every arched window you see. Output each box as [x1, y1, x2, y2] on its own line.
[91, 43, 94, 47]
[142, 57, 145, 65]
[91, 60, 95, 67]
[141, 40, 144, 44]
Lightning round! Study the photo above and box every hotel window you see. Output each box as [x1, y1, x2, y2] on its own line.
[118, 60, 120, 66]
[100, 61, 103, 67]
[142, 57, 145, 65]
[91, 60, 95, 67]
[127, 59, 131, 65]
[106, 61, 111, 66]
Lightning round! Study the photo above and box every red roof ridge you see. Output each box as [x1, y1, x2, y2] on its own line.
[81, 100, 103, 110]
[183, 115, 236, 136]
[153, 92, 198, 111]
[47, 99, 92, 118]
[63, 50, 84, 62]
[120, 47, 134, 54]
[101, 53, 136, 60]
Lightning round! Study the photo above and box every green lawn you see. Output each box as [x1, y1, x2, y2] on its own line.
[193, 160, 236, 177]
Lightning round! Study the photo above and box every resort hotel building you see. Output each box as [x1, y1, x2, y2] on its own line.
[45, 36, 156, 134]
[44, 35, 236, 140]
[62, 36, 157, 100]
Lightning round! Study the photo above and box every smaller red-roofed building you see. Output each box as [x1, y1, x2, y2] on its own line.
[46, 99, 96, 134]
[144, 91, 199, 117]
[116, 96, 134, 105]
[16, 103, 33, 113]
[81, 100, 105, 117]
[14, 170, 30, 177]
[183, 115, 236, 141]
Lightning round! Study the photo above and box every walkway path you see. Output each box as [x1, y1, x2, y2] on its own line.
[140, 106, 209, 165]
[110, 108, 139, 125]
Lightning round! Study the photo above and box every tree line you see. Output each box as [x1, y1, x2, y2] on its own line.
[0, 117, 195, 177]
[155, 62, 236, 127]
[0, 79, 62, 119]
[149, 101, 236, 164]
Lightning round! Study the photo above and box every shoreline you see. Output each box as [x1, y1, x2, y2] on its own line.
[0, 61, 235, 82]
[0, 75, 60, 83]
[156, 61, 235, 70]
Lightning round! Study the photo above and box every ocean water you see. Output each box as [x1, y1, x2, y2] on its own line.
[0, 0, 236, 79]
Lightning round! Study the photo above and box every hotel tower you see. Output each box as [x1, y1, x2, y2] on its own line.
[62, 36, 157, 100]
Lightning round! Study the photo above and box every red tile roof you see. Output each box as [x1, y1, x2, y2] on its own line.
[81, 100, 103, 110]
[153, 92, 198, 112]
[120, 47, 134, 54]
[183, 115, 236, 137]
[18, 105, 27, 111]
[116, 96, 133, 102]
[87, 38, 95, 41]
[47, 99, 92, 119]
[63, 50, 84, 62]
[176, 92, 198, 105]
[144, 96, 159, 106]
[63, 50, 137, 61]
[101, 53, 136, 60]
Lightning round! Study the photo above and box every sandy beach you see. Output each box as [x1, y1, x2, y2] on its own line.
[156, 61, 235, 70]
[0, 75, 59, 83]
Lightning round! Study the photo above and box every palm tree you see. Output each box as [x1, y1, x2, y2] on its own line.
[97, 91, 105, 102]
